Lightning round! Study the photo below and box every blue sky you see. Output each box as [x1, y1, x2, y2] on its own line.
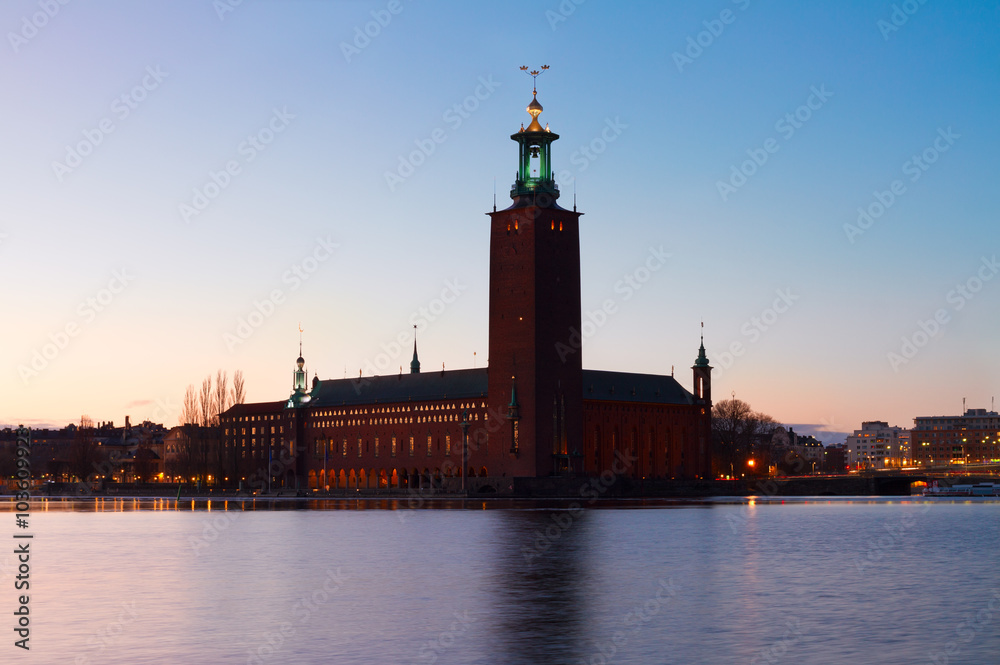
[2, 0, 998, 441]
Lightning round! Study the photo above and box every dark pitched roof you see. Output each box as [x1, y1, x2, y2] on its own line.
[220, 401, 287, 418]
[223, 368, 695, 412]
[307, 368, 488, 407]
[581, 369, 694, 405]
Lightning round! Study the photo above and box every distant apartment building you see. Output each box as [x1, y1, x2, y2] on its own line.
[771, 427, 826, 472]
[845, 422, 910, 469]
[911, 408, 1000, 466]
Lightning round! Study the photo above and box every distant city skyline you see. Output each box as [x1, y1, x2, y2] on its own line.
[2, 1, 997, 440]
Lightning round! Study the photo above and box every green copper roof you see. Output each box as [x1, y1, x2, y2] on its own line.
[694, 339, 710, 367]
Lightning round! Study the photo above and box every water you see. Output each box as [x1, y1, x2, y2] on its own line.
[4, 498, 999, 664]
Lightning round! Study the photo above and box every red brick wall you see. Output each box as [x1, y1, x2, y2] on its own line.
[581, 400, 711, 479]
[487, 203, 583, 478]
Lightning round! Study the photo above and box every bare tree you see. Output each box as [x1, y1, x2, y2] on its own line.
[711, 399, 779, 478]
[213, 369, 229, 425]
[181, 384, 199, 426]
[231, 370, 246, 406]
[199, 375, 213, 427]
[167, 426, 195, 481]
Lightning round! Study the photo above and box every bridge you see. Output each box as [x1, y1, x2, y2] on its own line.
[748, 470, 998, 497]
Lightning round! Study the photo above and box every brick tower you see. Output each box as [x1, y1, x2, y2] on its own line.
[487, 68, 583, 478]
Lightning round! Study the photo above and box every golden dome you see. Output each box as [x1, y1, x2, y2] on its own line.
[525, 93, 544, 132]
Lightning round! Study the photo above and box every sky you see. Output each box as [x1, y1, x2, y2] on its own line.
[1, 0, 998, 442]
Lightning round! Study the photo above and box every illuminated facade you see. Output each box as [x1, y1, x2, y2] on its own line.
[911, 408, 1000, 466]
[845, 421, 909, 469]
[220, 78, 712, 490]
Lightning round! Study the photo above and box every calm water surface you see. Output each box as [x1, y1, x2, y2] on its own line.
[4, 498, 999, 664]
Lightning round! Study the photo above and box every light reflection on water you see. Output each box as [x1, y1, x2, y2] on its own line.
[4, 499, 998, 664]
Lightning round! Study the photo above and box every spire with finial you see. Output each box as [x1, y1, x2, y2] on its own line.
[410, 324, 421, 374]
[507, 375, 520, 419]
[297, 323, 305, 367]
[520, 65, 549, 132]
[511, 66, 559, 202]
[291, 323, 308, 400]
[695, 321, 710, 367]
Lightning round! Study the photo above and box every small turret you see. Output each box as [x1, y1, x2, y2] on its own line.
[692, 324, 712, 403]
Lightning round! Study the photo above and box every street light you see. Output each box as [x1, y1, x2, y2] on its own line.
[460, 409, 470, 493]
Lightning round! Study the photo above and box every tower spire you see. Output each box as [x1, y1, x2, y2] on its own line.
[511, 66, 559, 204]
[291, 324, 308, 403]
[410, 324, 421, 374]
[695, 321, 709, 367]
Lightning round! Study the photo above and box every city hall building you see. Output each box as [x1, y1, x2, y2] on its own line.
[220, 79, 713, 491]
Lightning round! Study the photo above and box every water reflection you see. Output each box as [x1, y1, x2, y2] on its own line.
[4, 500, 1000, 664]
[487, 509, 591, 664]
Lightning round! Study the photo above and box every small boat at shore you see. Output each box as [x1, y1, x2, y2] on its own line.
[922, 481, 1000, 497]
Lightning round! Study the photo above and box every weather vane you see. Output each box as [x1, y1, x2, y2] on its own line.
[520, 65, 549, 95]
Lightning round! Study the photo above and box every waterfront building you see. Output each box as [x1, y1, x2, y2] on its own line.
[911, 408, 1000, 466]
[845, 422, 910, 469]
[220, 77, 712, 491]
